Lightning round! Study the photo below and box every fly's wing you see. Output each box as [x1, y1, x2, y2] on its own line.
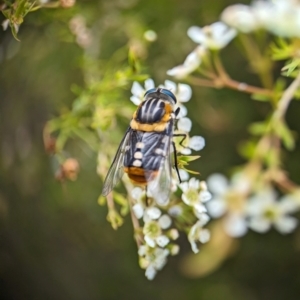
[101, 127, 132, 196]
[146, 121, 174, 206]
[147, 152, 172, 206]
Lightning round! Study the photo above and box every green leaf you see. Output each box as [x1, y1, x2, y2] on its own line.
[113, 192, 129, 216]
[107, 209, 123, 230]
[10, 22, 20, 41]
[270, 38, 293, 60]
[281, 59, 300, 77]
[98, 195, 107, 206]
[128, 47, 141, 73]
[238, 140, 256, 159]
[55, 133, 69, 152]
[251, 93, 271, 102]
[178, 155, 200, 163]
[248, 121, 269, 136]
[273, 121, 295, 150]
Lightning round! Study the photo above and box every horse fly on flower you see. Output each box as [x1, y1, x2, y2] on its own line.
[101, 87, 186, 206]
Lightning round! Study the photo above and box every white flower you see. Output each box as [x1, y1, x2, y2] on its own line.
[2, 19, 9, 31]
[163, 80, 192, 104]
[162, 80, 192, 118]
[221, 4, 260, 33]
[168, 228, 179, 240]
[132, 203, 144, 219]
[131, 187, 144, 201]
[199, 190, 212, 202]
[188, 136, 205, 151]
[167, 46, 206, 79]
[187, 22, 237, 50]
[170, 244, 180, 255]
[176, 121, 206, 154]
[179, 177, 208, 215]
[180, 177, 199, 203]
[206, 173, 248, 237]
[145, 265, 156, 280]
[156, 235, 170, 247]
[143, 247, 170, 280]
[195, 212, 210, 226]
[138, 245, 147, 256]
[180, 147, 192, 155]
[168, 205, 183, 217]
[144, 207, 162, 222]
[158, 214, 172, 229]
[177, 117, 192, 132]
[188, 221, 210, 253]
[247, 188, 299, 234]
[224, 213, 248, 237]
[252, 0, 300, 38]
[144, 30, 157, 42]
[178, 169, 189, 182]
[144, 235, 156, 248]
[130, 79, 155, 105]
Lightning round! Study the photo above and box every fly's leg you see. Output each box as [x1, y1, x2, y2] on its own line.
[172, 141, 182, 183]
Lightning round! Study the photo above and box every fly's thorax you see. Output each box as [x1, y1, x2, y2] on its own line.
[131, 98, 175, 132]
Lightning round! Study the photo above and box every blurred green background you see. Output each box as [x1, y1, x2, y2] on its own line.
[1, 0, 300, 299]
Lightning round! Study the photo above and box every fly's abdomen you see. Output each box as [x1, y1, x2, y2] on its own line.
[123, 131, 167, 185]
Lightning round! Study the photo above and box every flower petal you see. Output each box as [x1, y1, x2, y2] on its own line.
[156, 235, 170, 247]
[130, 95, 142, 106]
[206, 198, 227, 218]
[207, 173, 229, 195]
[177, 117, 192, 132]
[189, 136, 205, 151]
[189, 177, 200, 190]
[187, 26, 206, 44]
[199, 190, 212, 202]
[145, 265, 157, 280]
[146, 207, 162, 220]
[163, 80, 177, 92]
[131, 81, 144, 97]
[132, 203, 144, 219]
[278, 195, 300, 214]
[224, 213, 248, 237]
[144, 235, 156, 248]
[177, 83, 192, 102]
[274, 215, 298, 234]
[179, 181, 189, 193]
[145, 78, 155, 90]
[248, 216, 271, 233]
[158, 214, 172, 229]
[176, 104, 188, 118]
[179, 169, 189, 181]
[180, 148, 192, 155]
[199, 228, 210, 243]
[131, 187, 143, 200]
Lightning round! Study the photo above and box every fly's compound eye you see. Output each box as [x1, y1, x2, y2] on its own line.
[161, 89, 177, 103]
[144, 88, 157, 97]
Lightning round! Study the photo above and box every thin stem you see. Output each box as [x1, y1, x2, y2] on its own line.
[107, 192, 115, 211]
[238, 34, 273, 89]
[273, 173, 299, 193]
[212, 51, 273, 96]
[273, 71, 300, 121]
[213, 51, 229, 81]
[189, 75, 273, 96]
[187, 76, 216, 88]
[124, 182, 143, 248]
[222, 77, 273, 96]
